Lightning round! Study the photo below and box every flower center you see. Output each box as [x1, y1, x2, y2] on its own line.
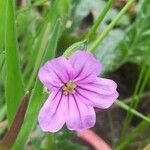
[62, 80, 77, 95]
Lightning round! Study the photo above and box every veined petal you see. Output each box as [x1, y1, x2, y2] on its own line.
[38, 57, 73, 90]
[65, 94, 96, 131]
[78, 77, 117, 95]
[76, 78, 119, 109]
[38, 90, 66, 132]
[69, 51, 102, 83]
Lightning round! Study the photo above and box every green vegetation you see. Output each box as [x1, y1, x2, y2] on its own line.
[0, 0, 150, 149]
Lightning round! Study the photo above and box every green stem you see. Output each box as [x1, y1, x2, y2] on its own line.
[121, 47, 150, 138]
[136, 68, 150, 107]
[45, 133, 55, 150]
[115, 100, 150, 123]
[86, 0, 114, 40]
[107, 111, 115, 148]
[116, 116, 150, 150]
[88, 0, 135, 52]
[113, 91, 150, 106]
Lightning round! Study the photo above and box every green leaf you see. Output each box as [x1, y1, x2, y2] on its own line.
[23, 0, 71, 83]
[115, 17, 150, 66]
[16, 9, 41, 73]
[13, 20, 63, 150]
[72, 0, 129, 34]
[88, 0, 135, 52]
[5, 0, 24, 124]
[0, 92, 29, 150]
[0, 52, 5, 72]
[26, 23, 52, 90]
[55, 130, 88, 150]
[0, 0, 7, 52]
[95, 0, 150, 74]
[0, 105, 6, 122]
[114, 0, 150, 67]
[86, 0, 115, 40]
[95, 29, 124, 73]
[140, 0, 150, 17]
[0, 52, 5, 108]
[0, 60, 5, 109]
[90, 0, 149, 74]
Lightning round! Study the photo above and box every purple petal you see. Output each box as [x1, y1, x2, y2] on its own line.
[38, 57, 73, 90]
[76, 78, 119, 109]
[38, 90, 66, 132]
[69, 50, 102, 83]
[65, 94, 96, 131]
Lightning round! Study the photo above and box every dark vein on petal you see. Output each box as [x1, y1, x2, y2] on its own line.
[77, 85, 100, 95]
[67, 95, 69, 112]
[54, 91, 63, 114]
[74, 65, 85, 79]
[52, 69, 65, 84]
[75, 89, 93, 104]
[72, 94, 82, 125]
[73, 54, 93, 80]
[76, 92, 95, 127]
[50, 89, 61, 102]
[66, 69, 71, 80]
[88, 81, 116, 88]
[44, 65, 65, 84]
[77, 85, 115, 96]
[75, 72, 92, 82]
[46, 82, 60, 89]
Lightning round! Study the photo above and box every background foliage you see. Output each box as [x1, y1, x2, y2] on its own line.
[0, 0, 150, 150]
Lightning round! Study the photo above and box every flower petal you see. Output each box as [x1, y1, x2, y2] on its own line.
[78, 77, 117, 95]
[65, 94, 96, 131]
[38, 90, 66, 132]
[38, 56, 73, 90]
[76, 78, 119, 109]
[69, 51, 102, 83]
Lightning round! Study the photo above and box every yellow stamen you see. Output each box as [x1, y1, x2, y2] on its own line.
[62, 80, 77, 95]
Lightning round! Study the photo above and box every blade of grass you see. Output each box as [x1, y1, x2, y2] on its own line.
[22, 16, 53, 81]
[107, 110, 115, 148]
[23, 0, 70, 82]
[0, 105, 6, 122]
[5, 0, 24, 124]
[0, 121, 8, 139]
[0, 0, 6, 52]
[0, 92, 29, 150]
[0, 52, 5, 72]
[88, 0, 135, 52]
[116, 115, 150, 150]
[121, 47, 150, 137]
[86, 0, 115, 40]
[26, 23, 51, 90]
[13, 20, 63, 150]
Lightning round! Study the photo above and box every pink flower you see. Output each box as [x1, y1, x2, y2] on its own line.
[38, 50, 119, 132]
